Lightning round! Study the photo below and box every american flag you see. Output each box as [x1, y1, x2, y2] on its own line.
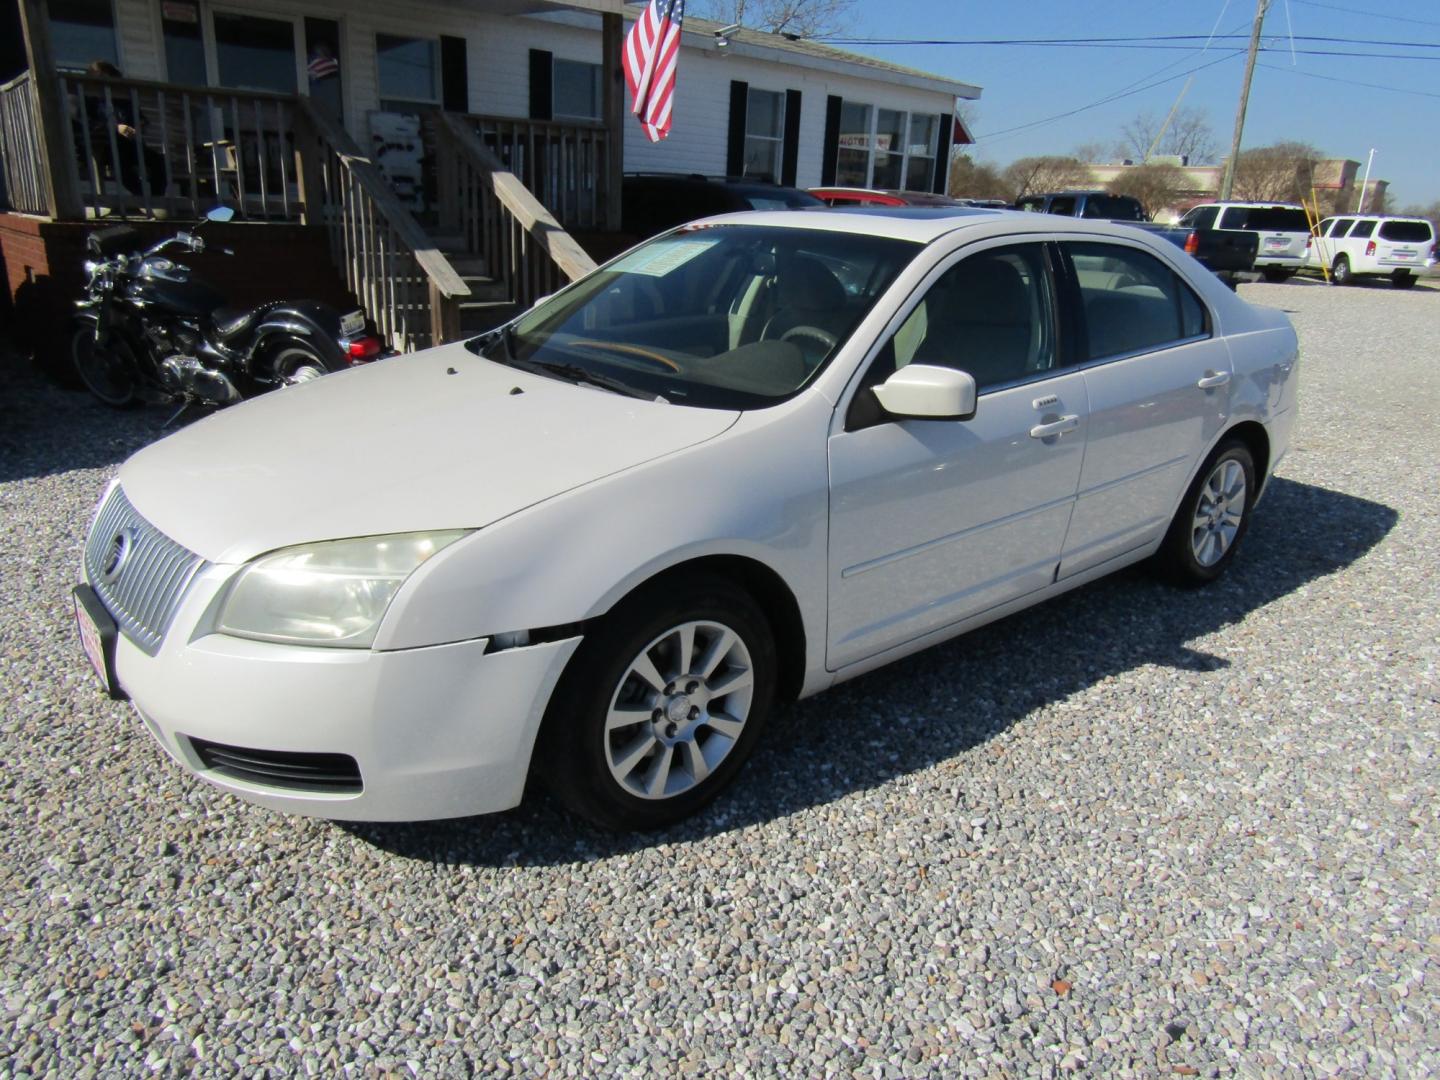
[623, 0, 685, 143]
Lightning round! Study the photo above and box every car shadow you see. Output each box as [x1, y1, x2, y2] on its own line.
[342, 476, 1398, 867]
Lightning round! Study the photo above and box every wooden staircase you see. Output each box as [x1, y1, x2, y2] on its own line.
[429, 231, 518, 336]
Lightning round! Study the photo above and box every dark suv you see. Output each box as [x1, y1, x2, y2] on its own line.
[621, 173, 822, 239]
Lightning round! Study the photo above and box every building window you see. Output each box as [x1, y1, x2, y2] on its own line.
[377, 33, 439, 110]
[833, 101, 938, 192]
[48, 0, 119, 71]
[742, 88, 784, 182]
[553, 58, 601, 120]
[214, 13, 298, 94]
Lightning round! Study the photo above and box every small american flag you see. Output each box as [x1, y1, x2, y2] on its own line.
[623, 0, 685, 143]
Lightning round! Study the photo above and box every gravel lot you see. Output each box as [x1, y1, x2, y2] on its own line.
[2, 278, 1437, 1078]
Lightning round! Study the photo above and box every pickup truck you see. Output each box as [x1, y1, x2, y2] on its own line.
[1014, 190, 1259, 288]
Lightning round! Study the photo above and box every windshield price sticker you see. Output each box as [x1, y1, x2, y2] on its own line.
[613, 239, 719, 278]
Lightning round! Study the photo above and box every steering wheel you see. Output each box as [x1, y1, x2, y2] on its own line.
[779, 325, 839, 352]
[568, 339, 681, 372]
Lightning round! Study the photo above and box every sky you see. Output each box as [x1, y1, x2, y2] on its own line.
[827, 0, 1440, 207]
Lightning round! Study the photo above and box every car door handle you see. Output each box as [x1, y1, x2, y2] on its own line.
[1029, 414, 1079, 439]
[1197, 370, 1231, 389]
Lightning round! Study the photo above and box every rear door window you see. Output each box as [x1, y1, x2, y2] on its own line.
[1329, 218, 1355, 237]
[1046, 196, 1076, 216]
[1378, 220, 1434, 243]
[1066, 242, 1210, 361]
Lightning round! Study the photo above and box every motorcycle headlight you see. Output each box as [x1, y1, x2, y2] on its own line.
[217, 531, 469, 648]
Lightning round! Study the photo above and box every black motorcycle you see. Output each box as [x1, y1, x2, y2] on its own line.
[72, 207, 384, 410]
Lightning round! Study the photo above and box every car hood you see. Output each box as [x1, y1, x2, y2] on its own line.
[118, 343, 739, 563]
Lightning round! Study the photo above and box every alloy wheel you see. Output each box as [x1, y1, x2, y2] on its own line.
[1190, 458, 1247, 567]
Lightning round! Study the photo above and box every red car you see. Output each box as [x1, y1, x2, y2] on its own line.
[808, 187, 978, 209]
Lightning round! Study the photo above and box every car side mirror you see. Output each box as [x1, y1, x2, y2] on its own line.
[872, 364, 977, 422]
[205, 206, 235, 223]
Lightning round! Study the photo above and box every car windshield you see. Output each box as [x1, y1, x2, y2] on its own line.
[465, 225, 918, 409]
[1378, 220, 1433, 243]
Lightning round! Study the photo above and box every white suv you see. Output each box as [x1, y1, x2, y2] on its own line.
[1178, 202, 1313, 282]
[1305, 215, 1436, 288]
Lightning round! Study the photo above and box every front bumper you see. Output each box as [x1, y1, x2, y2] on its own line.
[98, 564, 580, 821]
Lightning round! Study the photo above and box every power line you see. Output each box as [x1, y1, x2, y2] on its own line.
[1256, 60, 1440, 99]
[819, 34, 1440, 49]
[1290, 0, 1440, 29]
[975, 50, 1245, 143]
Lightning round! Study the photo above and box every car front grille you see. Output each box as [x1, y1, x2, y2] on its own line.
[189, 737, 363, 794]
[84, 486, 205, 655]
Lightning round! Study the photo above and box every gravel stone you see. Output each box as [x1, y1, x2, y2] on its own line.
[1, 277, 1438, 1076]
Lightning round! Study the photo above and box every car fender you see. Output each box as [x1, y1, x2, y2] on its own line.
[375, 393, 835, 687]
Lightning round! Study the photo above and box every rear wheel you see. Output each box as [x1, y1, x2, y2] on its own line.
[1261, 267, 1295, 283]
[1157, 440, 1256, 586]
[1331, 255, 1352, 285]
[268, 342, 342, 388]
[71, 325, 139, 408]
[1392, 271, 1416, 290]
[541, 574, 777, 831]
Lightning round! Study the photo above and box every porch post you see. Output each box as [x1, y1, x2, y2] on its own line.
[601, 11, 624, 233]
[17, 0, 84, 220]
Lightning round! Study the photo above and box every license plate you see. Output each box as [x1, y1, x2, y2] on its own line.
[339, 310, 366, 337]
[1265, 237, 1289, 250]
[73, 585, 124, 699]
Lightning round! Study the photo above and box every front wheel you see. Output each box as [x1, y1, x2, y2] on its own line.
[541, 575, 777, 830]
[71, 324, 139, 408]
[1157, 440, 1256, 586]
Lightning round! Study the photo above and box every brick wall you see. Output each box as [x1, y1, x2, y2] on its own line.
[0, 214, 356, 378]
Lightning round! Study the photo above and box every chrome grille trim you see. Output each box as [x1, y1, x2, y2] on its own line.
[84, 487, 205, 655]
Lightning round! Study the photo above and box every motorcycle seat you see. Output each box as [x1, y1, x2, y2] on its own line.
[210, 306, 263, 342]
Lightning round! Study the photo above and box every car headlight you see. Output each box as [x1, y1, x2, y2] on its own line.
[217, 531, 469, 648]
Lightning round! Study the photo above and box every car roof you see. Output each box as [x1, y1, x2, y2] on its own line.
[674, 206, 1182, 244]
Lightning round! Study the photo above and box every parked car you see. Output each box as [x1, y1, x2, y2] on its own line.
[1177, 202, 1312, 282]
[1019, 191, 1259, 287]
[74, 208, 1299, 831]
[1014, 190, 1147, 221]
[1304, 214, 1436, 288]
[808, 187, 971, 208]
[621, 173, 821, 239]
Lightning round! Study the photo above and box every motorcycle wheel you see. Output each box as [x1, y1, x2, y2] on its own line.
[270, 343, 342, 389]
[72, 325, 139, 408]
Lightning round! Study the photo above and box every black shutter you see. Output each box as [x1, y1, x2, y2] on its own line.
[529, 49, 553, 121]
[440, 36, 468, 113]
[726, 80, 748, 178]
[932, 112, 953, 195]
[820, 95, 842, 186]
[781, 89, 802, 188]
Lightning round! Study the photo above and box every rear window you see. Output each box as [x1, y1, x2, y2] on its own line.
[1221, 207, 1310, 232]
[1378, 220, 1433, 243]
[1082, 195, 1145, 221]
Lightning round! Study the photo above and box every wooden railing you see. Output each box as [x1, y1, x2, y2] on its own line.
[296, 99, 469, 351]
[435, 112, 597, 313]
[54, 72, 306, 222]
[0, 72, 47, 214]
[462, 114, 610, 232]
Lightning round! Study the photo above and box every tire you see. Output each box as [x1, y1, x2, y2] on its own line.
[71, 324, 140, 408]
[1331, 255, 1352, 286]
[1392, 271, 1416, 290]
[1261, 267, 1294, 283]
[541, 573, 777, 831]
[1157, 439, 1257, 586]
[268, 340, 343, 389]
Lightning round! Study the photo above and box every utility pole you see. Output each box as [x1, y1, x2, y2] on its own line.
[1218, 0, 1270, 201]
[1355, 148, 1375, 213]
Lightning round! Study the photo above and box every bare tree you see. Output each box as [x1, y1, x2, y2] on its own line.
[1105, 162, 1187, 219]
[1002, 155, 1090, 201]
[694, 0, 855, 37]
[1071, 141, 1110, 165]
[1116, 107, 1216, 164]
[1228, 141, 1322, 203]
[948, 153, 1011, 201]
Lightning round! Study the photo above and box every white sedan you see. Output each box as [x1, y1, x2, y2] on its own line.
[75, 209, 1300, 830]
